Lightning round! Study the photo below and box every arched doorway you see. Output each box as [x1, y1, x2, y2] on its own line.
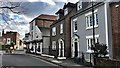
[58, 38, 65, 58]
[72, 35, 80, 58]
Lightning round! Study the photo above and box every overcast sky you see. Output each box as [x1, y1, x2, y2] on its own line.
[0, 0, 79, 39]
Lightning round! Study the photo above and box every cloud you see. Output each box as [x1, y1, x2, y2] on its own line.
[0, 0, 79, 39]
[40, 0, 56, 5]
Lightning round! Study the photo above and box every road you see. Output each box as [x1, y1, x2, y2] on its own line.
[1, 53, 62, 68]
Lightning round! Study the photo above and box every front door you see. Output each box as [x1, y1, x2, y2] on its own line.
[60, 41, 63, 57]
[72, 36, 79, 58]
[74, 42, 78, 57]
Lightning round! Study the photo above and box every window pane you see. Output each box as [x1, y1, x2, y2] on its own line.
[64, 8, 68, 15]
[90, 16, 93, 26]
[75, 21, 77, 30]
[90, 39, 93, 45]
[96, 13, 98, 25]
[60, 24, 63, 34]
[88, 39, 90, 50]
[86, 16, 89, 27]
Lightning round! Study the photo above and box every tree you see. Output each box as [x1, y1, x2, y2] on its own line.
[0, 2, 23, 29]
[0, 2, 22, 13]
[92, 42, 108, 57]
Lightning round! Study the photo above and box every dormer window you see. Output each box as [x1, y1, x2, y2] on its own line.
[57, 14, 59, 20]
[64, 8, 68, 15]
[77, 0, 82, 11]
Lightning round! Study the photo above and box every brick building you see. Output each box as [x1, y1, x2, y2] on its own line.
[2, 30, 20, 50]
[27, 14, 56, 54]
[50, 2, 77, 59]
[110, 2, 120, 60]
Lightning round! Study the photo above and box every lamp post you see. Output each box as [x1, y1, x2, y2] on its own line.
[91, 0, 96, 66]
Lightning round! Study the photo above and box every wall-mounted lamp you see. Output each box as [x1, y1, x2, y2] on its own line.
[115, 4, 119, 8]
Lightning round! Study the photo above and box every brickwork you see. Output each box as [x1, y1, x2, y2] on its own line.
[110, 2, 120, 60]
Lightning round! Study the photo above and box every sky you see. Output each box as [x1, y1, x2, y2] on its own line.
[0, 0, 79, 39]
[1, 0, 119, 39]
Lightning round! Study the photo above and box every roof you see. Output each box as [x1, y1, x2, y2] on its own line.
[55, 9, 64, 14]
[36, 14, 57, 21]
[25, 33, 30, 35]
[71, 2, 104, 19]
[63, 2, 76, 9]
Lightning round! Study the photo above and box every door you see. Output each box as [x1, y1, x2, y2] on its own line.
[60, 41, 63, 57]
[72, 36, 79, 58]
[74, 42, 78, 57]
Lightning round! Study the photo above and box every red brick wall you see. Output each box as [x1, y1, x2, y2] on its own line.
[65, 7, 77, 58]
[111, 2, 120, 60]
[36, 20, 54, 28]
[2, 32, 19, 45]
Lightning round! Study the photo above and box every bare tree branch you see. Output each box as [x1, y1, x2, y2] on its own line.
[0, 2, 22, 14]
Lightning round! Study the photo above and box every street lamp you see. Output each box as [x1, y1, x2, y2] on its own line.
[91, 0, 96, 66]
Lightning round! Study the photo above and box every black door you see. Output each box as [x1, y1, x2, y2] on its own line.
[74, 42, 78, 57]
[60, 41, 63, 57]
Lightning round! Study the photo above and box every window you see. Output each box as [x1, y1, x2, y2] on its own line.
[86, 16, 89, 27]
[90, 15, 93, 27]
[60, 24, 63, 34]
[95, 13, 98, 25]
[64, 8, 68, 15]
[74, 21, 77, 32]
[7, 38, 11, 44]
[52, 27, 56, 36]
[52, 41, 56, 50]
[73, 18, 78, 32]
[86, 37, 99, 51]
[85, 10, 99, 29]
[57, 14, 59, 20]
[77, 0, 82, 11]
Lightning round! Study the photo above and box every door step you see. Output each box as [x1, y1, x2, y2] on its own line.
[57, 57, 66, 60]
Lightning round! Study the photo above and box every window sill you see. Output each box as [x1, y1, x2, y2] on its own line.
[52, 35, 56, 37]
[74, 30, 78, 33]
[86, 25, 98, 30]
[60, 33, 63, 34]
[86, 50, 94, 53]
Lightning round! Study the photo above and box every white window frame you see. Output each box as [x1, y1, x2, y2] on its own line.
[85, 9, 99, 30]
[52, 27, 56, 36]
[7, 38, 11, 44]
[73, 18, 78, 32]
[60, 23, 63, 34]
[64, 8, 68, 16]
[52, 41, 56, 50]
[86, 35, 99, 52]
